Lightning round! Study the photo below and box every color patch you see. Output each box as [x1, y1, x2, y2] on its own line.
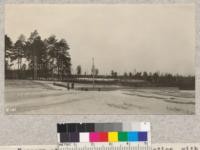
[128, 132, 138, 142]
[138, 132, 147, 141]
[69, 132, 79, 142]
[80, 133, 89, 142]
[108, 132, 118, 142]
[90, 132, 99, 142]
[60, 133, 70, 142]
[82, 123, 95, 132]
[57, 124, 67, 133]
[99, 132, 108, 142]
[118, 132, 128, 142]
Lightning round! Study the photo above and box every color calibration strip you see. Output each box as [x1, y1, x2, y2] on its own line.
[59, 131, 147, 143]
[57, 122, 150, 143]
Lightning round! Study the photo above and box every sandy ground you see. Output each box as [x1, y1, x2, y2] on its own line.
[5, 80, 195, 115]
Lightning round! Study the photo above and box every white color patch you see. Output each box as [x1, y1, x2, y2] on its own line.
[80, 133, 89, 142]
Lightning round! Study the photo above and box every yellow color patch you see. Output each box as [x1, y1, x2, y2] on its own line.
[108, 132, 118, 142]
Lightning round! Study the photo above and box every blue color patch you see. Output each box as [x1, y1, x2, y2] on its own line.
[128, 132, 138, 141]
[138, 132, 147, 141]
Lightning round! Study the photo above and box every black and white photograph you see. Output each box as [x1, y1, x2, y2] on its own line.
[5, 4, 195, 115]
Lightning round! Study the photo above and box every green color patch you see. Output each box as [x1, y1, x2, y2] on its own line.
[118, 132, 128, 141]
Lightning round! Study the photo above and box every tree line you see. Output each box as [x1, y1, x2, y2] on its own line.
[72, 65, 195, 90]
[5, 30, 194, 89]
[110, 70, 195, 89]
[5, 30, 71, 80]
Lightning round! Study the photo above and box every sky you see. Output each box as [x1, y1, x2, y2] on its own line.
[5, 4, 195, 75]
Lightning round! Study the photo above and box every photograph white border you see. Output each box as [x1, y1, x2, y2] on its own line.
[0, 0, 199, 145]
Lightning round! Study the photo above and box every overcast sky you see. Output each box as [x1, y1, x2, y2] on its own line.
[5, 4, 195, 75]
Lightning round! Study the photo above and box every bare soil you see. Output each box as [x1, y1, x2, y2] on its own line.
[5, 80, 195, 115]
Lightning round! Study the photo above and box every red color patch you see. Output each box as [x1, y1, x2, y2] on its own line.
[99, 132, 108, 142]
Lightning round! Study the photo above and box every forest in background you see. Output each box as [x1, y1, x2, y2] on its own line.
[5, 30, 195, 90]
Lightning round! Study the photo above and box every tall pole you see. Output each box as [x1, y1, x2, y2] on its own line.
[92, 57, 95, 88]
